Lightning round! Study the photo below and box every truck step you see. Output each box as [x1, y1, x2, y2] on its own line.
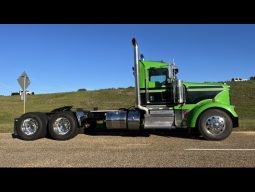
[144, 114, 175, 129]
[149, 109, 174, 116]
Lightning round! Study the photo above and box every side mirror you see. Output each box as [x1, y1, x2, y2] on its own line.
[168, 64, 178, 80]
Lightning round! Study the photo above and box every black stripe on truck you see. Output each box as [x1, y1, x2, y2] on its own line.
[186, 91, 221, 104]
[140, 87, 170, 91]
[187, 86, 223, 89]
[140, 86, 224, 91]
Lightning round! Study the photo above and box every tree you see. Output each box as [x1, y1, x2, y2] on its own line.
[77, 88, 87, 92]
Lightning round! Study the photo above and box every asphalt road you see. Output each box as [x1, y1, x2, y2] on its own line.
[0, 131, 254, 167]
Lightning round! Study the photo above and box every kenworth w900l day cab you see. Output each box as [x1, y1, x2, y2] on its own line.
[13, 38, 238, 141]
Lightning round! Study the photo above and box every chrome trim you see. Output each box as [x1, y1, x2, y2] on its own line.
[177, 80, 184, 103]
[105, 111, 127, 129]
[168, 64, 177, 81]
[174, 110, 182, 127]
[144, 114, 174, 129]
[205, 116, 226, 135]
[52, 117, 71, 135]
[21, 118, 39, 135]
[132, 38, 149, 114]
[127, 110, 140, 130]
[75, 111, 86, 127]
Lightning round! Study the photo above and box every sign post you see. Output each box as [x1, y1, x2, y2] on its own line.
[17, 71, 31, 114]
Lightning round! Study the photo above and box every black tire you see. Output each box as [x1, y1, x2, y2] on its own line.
[48, 111, 78, 140]
[198, 109, 233, 141]
[16, 112, 48, 140]
[37, 113, 50, 138]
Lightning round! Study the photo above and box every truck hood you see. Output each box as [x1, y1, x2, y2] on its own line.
[183, 82, 228, 89]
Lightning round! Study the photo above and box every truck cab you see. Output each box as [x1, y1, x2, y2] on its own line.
[132, 38, 238, 140]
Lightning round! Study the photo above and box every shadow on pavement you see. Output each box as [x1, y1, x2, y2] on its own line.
[11, 126, 204, 141]
[82, 128, 204, 140]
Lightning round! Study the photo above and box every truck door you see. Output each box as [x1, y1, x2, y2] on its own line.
[146, 68, 170, 104]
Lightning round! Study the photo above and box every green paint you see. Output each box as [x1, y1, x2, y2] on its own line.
[175, 83, 237, 128]
[139, 60, 238, 128]
[139, 60, 168, 90]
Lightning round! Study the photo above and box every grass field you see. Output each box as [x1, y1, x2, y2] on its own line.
[228, 81, 255, 131]
[0, 88, 135, 132]
[0, 81, 254, 132]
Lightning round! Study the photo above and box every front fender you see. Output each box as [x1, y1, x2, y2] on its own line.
[187, 101, 238, 128]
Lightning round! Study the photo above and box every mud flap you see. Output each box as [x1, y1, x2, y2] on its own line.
[12, 118, 20, 138]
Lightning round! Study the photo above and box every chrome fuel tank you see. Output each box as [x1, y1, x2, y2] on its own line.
[127, 110, 140, 130]
[106, 111, 127, 129]
[105, 110, 141, 130]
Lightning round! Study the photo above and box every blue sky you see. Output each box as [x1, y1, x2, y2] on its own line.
[0, 24, 254, 96]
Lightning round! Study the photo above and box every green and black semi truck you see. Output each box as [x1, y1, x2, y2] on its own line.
[13, 38, 238, 141]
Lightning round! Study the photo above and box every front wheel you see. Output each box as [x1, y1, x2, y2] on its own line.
[198, 109, 233, 141]
[48, 111, 78, 140]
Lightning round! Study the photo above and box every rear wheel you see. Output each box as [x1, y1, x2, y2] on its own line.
[198, 109, 233, 141]
[16, 112, 48, 140]
[48, 111, 78, 140]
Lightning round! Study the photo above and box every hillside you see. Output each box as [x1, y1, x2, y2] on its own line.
[0, 81, 254, 132]
[229, 81, 255, 130]
[0, 88, 135, 132]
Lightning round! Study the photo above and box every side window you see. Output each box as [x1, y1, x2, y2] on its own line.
[149, 68, 168, 84]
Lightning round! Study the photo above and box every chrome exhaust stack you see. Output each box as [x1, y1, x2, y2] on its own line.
[177, 80, 185, 104]
[132, 38, 149, 114]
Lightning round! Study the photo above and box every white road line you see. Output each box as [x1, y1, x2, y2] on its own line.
[186, 149, 255, 151]
[232, 131, 255, 134]
[126, 144, 149, 146]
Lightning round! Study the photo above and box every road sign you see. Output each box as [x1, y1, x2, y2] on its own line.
[17, 71, 30, 113]
[17, 71, 30, 89]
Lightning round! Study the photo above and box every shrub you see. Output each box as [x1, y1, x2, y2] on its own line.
[78, 89, 87, 92]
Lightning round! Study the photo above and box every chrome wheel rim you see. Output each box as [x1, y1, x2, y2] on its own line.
[53, 117, 71, 135]
[21, 118, 39, 135]
[205, 116, 226, 135]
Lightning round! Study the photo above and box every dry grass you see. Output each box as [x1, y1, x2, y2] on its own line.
[0, 81, 254, 133]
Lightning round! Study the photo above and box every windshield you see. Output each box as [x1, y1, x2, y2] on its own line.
[149, 68, 168, 84]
